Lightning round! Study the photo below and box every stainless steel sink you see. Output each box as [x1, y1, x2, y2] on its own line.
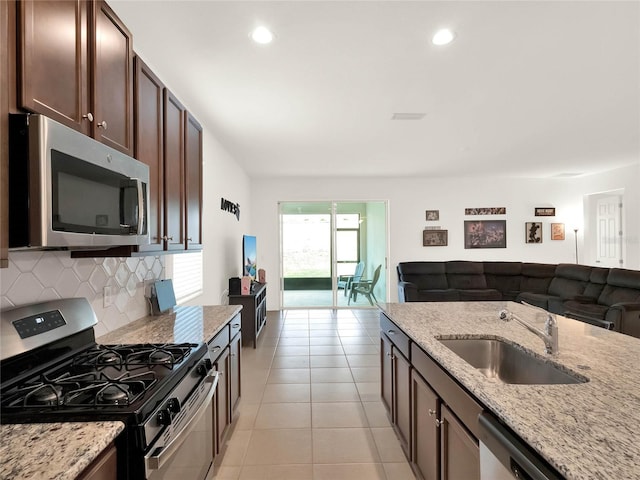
[438, 338, 587, 385]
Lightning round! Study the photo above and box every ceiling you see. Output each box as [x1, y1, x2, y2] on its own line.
[110, 1, 640, 179]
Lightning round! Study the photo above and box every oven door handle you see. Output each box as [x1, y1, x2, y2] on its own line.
[145, 372, 218, 472]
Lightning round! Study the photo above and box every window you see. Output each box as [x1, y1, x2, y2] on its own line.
[166, 251, 203, 304]
[336, 213, 360, 277]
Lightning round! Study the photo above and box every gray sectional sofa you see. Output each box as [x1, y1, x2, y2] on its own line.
[397, 261, 640, 338]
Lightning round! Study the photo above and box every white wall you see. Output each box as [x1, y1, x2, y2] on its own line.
[251, 166, 638, 309]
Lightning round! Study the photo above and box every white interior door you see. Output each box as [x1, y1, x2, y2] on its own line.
[595, 195, 622, 268]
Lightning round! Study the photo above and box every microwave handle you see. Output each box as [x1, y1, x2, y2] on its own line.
[133, 178, 145, 235]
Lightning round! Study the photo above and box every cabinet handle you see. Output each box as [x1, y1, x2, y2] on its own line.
[97, 120, 108, 130]
[82, 113, 94, 122]
[232, 324, 240, 328]
[428, 409, 436, 416]
[162, 236, 174, 241]
[210, 346, 221, 352]
[187, 237, 193, 242]
[387, 329, 396, 335]
[435, 419, 444, 428]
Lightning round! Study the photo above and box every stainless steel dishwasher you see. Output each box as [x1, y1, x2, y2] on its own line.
[478, 412, 564, 480]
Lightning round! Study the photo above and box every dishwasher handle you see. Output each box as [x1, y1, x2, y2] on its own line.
[478, 412, 564, 480]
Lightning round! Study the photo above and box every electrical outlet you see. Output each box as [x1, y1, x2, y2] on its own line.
[103, 286, 114, 308]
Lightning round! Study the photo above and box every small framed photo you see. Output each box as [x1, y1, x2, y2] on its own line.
[526, 222, 543, 243]
[425, 210, 439, 221]
[534, 207, 555, 217]
[423, 229, 448, 246]
[551, 223, 565, 240]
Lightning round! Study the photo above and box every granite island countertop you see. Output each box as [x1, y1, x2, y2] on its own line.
[0, 422, 124, 480]
[379, 301, 640, 480]
[0, 305, 241, 480]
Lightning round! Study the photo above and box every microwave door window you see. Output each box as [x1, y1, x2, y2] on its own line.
[51, 150, 129, 235]
[120, 180, 142, 234]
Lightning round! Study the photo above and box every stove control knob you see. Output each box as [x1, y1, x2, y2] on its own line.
[157, 409, 172, 426]
[167, 397, 181, 414]
[197, 358, 213, 376]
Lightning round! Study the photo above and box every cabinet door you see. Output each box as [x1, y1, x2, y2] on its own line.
[1, 0, 9, 268]
[440, 405, 480, 480]
[134, 56, 164, 252]
[213, 346, 230, 453]
[412, 370, 440, 480]
[184, 112, 203, 250]
[77, 443, 117, 480]
[229, 330, 242, 419]
[393, 347, 411, 457]
[19, 0, 90, 134]
[163, 90, 185, 251]
[380, 333, 393, 416]
[92, 0, 133, 156]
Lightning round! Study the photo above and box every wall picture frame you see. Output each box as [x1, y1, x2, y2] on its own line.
[526, 222, 543, 243]
[425, 210, 440, 221]
[464, 220, 506, 249]
[423, 229, 448, 246]
[535, 207, 556, 216]
[464, 207, 506, 215]
[551, 223, 565, 240]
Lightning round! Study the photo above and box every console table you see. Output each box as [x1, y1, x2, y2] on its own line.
[228, 283, 267, 348]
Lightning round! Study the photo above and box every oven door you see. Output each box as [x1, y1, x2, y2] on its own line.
[145, 372, 218, 480]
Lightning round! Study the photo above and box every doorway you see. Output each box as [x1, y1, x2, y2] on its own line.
[279, 201, 388, 308]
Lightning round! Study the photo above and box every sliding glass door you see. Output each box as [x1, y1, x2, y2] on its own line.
[279, 201, 387, 308]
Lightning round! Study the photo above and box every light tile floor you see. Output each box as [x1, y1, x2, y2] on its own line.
[212, 309, 416, 480]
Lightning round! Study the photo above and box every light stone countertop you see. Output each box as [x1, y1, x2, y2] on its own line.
[0, 422, 124, 480]
[379, 301, 640, 480]
[0, 305, 241, 480]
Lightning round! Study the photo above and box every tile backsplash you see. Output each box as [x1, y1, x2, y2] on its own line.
[0, 251, 164, 337]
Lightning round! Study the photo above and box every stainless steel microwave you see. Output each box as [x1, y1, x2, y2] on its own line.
[9, 114, 150, 249]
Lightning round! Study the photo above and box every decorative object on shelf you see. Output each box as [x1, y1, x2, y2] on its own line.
[464, 220, 507, 249]
[526, 222, 543, 243]
[221, 197, 241, 220]
[229, 277, 241, 295]
[574, 228, 579, 264]
[425, 210, 440, 221]
[464, 207, 506, 215]
[551, 223, 565, 240]
[241, 276, 251, 295]
[535, 207, 556, 216]
[423, 229, 448, 246]
[258, 268, 266, 283]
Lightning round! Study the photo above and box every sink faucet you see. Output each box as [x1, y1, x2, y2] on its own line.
[499, 303, 559, 355]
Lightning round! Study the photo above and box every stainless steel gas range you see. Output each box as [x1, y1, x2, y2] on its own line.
[0, 298, 218, 480]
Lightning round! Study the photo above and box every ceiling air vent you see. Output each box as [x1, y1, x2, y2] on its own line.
[392, 113, 426, 120]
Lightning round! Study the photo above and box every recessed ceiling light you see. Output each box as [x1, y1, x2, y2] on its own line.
[432, 28, 455, 46]
[251, 26, 274, 44]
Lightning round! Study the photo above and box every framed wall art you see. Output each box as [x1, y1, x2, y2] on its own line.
[464, 220, 506, 249]
[551, 223, 565, 240]
[425, 210, 439, 221]
[423, 229, 448, 246]
[535, 207, 555, 217]
[526, 222, 543, 243]
[464, 207, 506, 215]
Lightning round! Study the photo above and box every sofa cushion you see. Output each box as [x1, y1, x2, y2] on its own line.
[483, 262, 523, 294]
[520, 263, 556, 293]
[397, 262, 448, 290]
[416, 289, 460, 301]
[516, 292, 555, 310]
[547, 264, 591, 298]
[564, 300, 609, 320]
[458, 289, 502, 301]
[583, 267, 609, 299]
[446, 261, 488, 289]
[598, 269, 640, 306]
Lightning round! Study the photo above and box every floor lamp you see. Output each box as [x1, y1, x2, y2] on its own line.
[573, 228, 579, 264]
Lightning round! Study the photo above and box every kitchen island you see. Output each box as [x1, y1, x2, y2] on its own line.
[380, 301, 640, 479]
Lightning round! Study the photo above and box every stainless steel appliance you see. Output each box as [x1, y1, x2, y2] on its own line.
[9, 114, 150, 249]
[0, 298, 217, 480]
[478, 412, 563, 480]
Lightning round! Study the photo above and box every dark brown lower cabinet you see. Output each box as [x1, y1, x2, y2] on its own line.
[412, 370, 440, 480]
[213, 345, 230, 453]
[440, 405, 481, 480]
[229, 329, 242, 419]
[77, 442, 117, 480]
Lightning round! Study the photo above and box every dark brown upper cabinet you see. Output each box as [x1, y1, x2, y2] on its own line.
[18, 0, 133, 156]
[1, 0, 11, 268]
[163, 90, 186, 252]
[134, 56, 165, 253]
[185, 112, 203, 250]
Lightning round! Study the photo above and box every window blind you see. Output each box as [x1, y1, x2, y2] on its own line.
[169, 252, 203, 304]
